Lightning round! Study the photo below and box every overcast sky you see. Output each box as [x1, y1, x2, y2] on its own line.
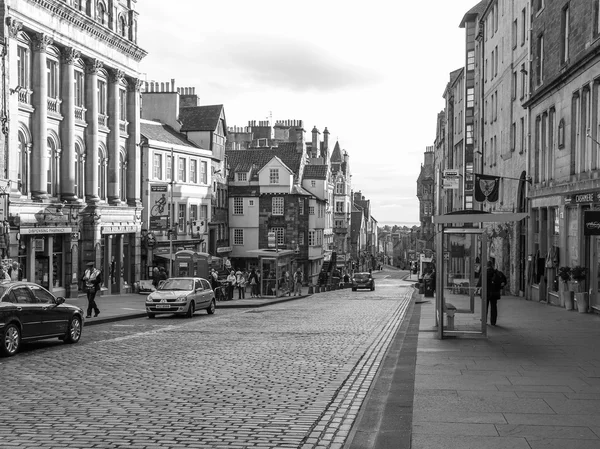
[137, 0, 479, 226]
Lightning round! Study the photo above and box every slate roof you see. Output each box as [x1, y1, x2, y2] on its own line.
[140, 120, 198, 148]
[179, 105, 224, 132]
[303, 164, 328, 180]
[330, 141, 342, 163]
[226, 146, 303, 182]
[459, 0, 490, 27]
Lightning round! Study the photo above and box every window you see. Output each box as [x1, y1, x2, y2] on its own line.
[512, 19, 518, 49]
[97, 1, 106, 24]
[299, 199, 304, 215]
[521, 8, 527, 45]
[248, 199, 255, 207]
[119, 151, 126, 201]
[521, 64, 527, 99]
[98, 147, 107, 200]
[190, 160, 197, 183]
[308, 230, 316, 246]
[311, 180, 316, 187]
[233, 229, 244, 245]
[271, 227, 285, 246]
[510, 122, 516, 151]
[466, 87, 474, 108]
[119, 15, 127, 37]
[335, 201, 344, 213]
[237, 172, 247, 181]
[201, 161, 207, 184]
[309, 206, 315, 215]
[272, 197, 284, 215]
[97, 79, 107, 115]
[200, 204, 208, 221]
[74, 70, 84, 107]
[335, 182, 344, 194]
[153, 153, 162, 180]
[119, 89, 126, 119]
[535, 0, 544, 14]
[495, 46, 498, 77]
[561, 5, 570, 64]
[491, 50, 494, 79]
[46, 58, 59, 99]
[466, 124, 473, 145]
[467, 50, 475, 71]
[166, 155, 172, 181]
[269, 168, 279, 184]
[178, 158, 186, 182]
[595, 0, 600, 37]
[190, 204, 198, 222]
[558, 118, 565, 149]
[549, 108, 555, 178]
[520, 117, 525, 153]
[298, 233, 304, 245]
[512, 71, 517, 100]
[75, 143, 84, 198]
[177, 204, 186, 232]
[17, 46, 30, 89]
[233, 197, 243, 215]
[536, 34, 544, 86]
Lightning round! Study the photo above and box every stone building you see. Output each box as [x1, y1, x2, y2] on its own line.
[6, 0, 146, 296]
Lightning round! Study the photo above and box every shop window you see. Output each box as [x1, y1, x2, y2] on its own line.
[53, 236, 63, 288]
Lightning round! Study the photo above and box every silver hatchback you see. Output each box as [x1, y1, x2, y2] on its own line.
[145, 277, 216, 318]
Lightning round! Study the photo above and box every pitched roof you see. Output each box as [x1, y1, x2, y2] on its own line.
[179, 105, 224, 132]
[140, 120, 198, 148]
[330, 141, 342, 162]
[226, 146, 303, 182]
[303, 164, 328, 180]
[459, 0, 490, 27]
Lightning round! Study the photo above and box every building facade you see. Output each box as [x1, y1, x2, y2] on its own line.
[7, 0, 146, 297]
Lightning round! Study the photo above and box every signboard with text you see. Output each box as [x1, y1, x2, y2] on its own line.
[584, 210, 600, 235]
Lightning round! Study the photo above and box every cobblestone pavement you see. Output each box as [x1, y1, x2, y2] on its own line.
[0, 277, 413, 449]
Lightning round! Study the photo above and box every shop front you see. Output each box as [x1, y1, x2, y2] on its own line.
[100, 224, 141, 295]
[248, 249, 294, 297]
[151, 240, 202, 276]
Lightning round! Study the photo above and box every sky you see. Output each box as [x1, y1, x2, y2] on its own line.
[136, 0, 480, 227]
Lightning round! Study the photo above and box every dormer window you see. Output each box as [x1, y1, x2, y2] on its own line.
[237, 172, 247, 182]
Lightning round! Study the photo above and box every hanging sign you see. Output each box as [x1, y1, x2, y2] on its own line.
[443, 170, 459, 190]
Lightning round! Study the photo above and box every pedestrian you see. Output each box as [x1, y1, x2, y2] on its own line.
[248, 268, 259, 298]
[476, 261, 506, 326]
[294, 268, 303, 296]
[0, 266, 10, 281]
[226, 269, 237, 300]
[82, 261, 103, 318]
[210, 268, 219, 290]
[236, 269, 246, 299]
[8, 261, 22, 281]
[151, 267, 160, 289]
[256, 270, 262, 297]
[158, 267, 168, 286]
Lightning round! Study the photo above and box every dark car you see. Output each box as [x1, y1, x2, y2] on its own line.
[0, 281, 85, 357]
[352, 272, 375, 291]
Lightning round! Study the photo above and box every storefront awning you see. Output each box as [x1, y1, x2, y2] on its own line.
[154, 253, 175, 261]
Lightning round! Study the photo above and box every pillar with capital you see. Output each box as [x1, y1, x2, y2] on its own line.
[126, 77, 142, 207]
[108, 69, 124, 204]
[85, 58, 102, 203]
[31, 32, 53, 200]
[6, 18, 23, 197]
[60, 47, 80, 202]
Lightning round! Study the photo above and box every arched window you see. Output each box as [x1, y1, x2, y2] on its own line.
[98, 146, 107, 200]
[47, 137, 59, 197]
[17, 131, 29, 195]
[97, 1, 106, 25]
[119, 15, 127, 37]
[119, 149, 127, 202]
[74, 142, 85, 199]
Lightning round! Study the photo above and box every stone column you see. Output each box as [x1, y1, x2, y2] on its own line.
[126, 78, 142, 207]
[60, 47, 80, 202]
[31, 32, 53, 200]
[108, 69, 123, 204]
[6, 18, 23, 197]
[85, 58, 102, 203]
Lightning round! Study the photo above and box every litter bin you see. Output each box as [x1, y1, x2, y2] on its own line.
[423, 277, 434, 298]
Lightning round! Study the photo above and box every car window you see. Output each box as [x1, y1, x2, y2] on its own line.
[10, 287, 36, 304]
[200, 279, 211, 290]
[160, 279, 193, 291]
[194, 280, 202, 290]
[30, 286, 56, 304]
[354, 274, 369, 281]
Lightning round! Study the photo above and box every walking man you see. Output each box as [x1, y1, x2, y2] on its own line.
[294, 267, 303, 296]
[82, 261, 103, 318]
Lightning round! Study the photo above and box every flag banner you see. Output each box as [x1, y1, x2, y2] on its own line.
[474, 174, 500, 202]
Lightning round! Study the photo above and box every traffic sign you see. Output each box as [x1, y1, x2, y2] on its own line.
[146, 232, 156, 247]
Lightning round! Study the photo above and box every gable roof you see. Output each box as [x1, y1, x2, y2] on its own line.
[179, 105, 225, 132]
[459, 0, 490, 28]
[140, 120, 198, 148]
[303, 164, 328, 180]
[226, 145, 303, 182]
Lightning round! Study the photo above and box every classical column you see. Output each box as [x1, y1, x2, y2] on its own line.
[31, 32, 53, 200]
[60, 47, 80, 202]
[108, 69, 123, 204]
[6, 18, 23, 196]
[85, 58, 102, 203]
[126, 77, 142, 207]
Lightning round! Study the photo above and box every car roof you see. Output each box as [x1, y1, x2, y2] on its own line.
[354, 272, 371, 276]
[165, 277, 208, 281]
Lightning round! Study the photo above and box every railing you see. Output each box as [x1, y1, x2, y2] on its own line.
[75, 106, 87, 121]
[47, 97, 62, 114]
[98, 113, 109, 127]
[18, 88, 33, 105]
[119, 120, 129, 135]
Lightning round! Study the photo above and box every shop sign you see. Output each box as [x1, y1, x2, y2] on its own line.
[268, 231, 276, 248]
[101, 225, 140, 234]
[150, 184, 168, 192]
[566, 192, 600, 204]
[217, 246, 232, 253]
[20, 227, 73, 235]
[443, 170, 459, 190]
[584, 210, 600, 235]
[150, 215, 169, 231]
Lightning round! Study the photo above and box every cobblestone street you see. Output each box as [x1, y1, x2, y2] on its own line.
[0, 277, 413, 449]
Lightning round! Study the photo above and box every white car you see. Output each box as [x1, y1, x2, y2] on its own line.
[145, 277, 216, 318]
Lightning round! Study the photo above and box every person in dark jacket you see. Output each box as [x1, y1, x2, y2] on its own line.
[82, 261, 103, 318]
[476, 261, 505, 326]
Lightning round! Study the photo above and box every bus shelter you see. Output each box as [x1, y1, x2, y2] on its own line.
[247, 249, 295, 297]
[433, 212, 528, 339]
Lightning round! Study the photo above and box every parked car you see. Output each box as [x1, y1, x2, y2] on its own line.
[0, 281, 85, 357]
[138, 279, 156, 295]
[352, 272, 375, 291]
[145, 277, 216, 318]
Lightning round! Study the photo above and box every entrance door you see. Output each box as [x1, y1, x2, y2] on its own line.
[591, 236, 600, 311]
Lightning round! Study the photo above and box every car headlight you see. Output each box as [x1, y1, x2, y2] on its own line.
[177, 295, 188, 302]
[146, 296, 155, 303]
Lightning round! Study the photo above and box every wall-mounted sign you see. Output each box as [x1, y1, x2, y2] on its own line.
[20, 227, 73, 235]
[216, 246, 232, 254]
[584, 210, 600, 235]
[565, 191, 600, 204]
[443, 170, 459, 190]
[150, 215, 169, 231]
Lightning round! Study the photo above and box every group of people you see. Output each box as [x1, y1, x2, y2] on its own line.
[210, 266, 305, 300]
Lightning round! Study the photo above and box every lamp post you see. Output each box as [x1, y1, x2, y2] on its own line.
[169, 147, 175, 275]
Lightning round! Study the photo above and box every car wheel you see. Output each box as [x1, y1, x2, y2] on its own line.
[1, 323, 21, 357]
[186, 301, 195, 318]
[147, 313, 155, 319]
[352, 288, 357, 292]
[64, 316, 82, 344]
[206, 299, 216, 315]
[371, 285, 375, 291]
